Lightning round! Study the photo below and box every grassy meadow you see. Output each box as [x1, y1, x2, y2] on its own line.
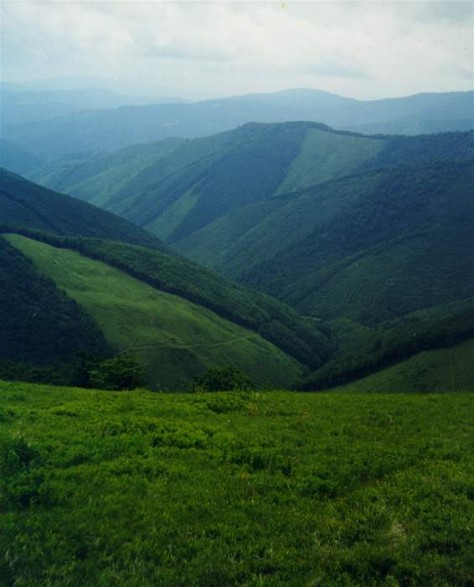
[6, 234, 302, 390]
[1, 380, 472, 586]
[331, 339, 474, 393]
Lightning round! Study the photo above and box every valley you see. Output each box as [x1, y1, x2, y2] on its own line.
[2, 1, 474, 584]
[5, 118, 470, 391]
[0, 82, 473, 587]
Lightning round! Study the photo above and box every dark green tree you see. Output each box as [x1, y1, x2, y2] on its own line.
[192, 366, 254, 392]
[88, 354, 146, 390]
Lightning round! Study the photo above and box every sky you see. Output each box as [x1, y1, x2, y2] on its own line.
[1, 1, 473, 101]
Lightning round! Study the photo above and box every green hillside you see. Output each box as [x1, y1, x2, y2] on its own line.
[29, 137, 184, 209]
[3, 228, 331, 369]
[0, 168, 166, 250]
[21, 124, 474, 388]
[29, 124, 472, 255]
[0, 169, 333, 388]
[3, 126, 472, 391]
[330, 339, 474, 393]
[237, 160, 474, 322]
[6, 234, 304, 390]
[0, 236, 109, 381]
[1, 381, 473, 585]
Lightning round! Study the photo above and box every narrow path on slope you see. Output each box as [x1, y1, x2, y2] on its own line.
[122, 333, 262, 353]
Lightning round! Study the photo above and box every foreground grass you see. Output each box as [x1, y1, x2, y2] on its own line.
[0, 381, 473, 586]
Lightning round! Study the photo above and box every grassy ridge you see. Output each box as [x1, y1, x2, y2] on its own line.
[30, 138, 184, 209]
[3, 228, 331, 370]
[6, 234, 302, 390]
[331, 339, 474, 393]
[1, 381, 473, 586]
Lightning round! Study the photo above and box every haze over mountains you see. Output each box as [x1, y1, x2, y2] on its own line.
[0, 82, 181, 127]
[1, 87, 473, 161]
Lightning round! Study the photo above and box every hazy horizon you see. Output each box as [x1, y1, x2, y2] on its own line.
[1, 1, 473, 102]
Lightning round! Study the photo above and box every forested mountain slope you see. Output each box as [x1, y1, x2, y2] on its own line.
[2, 126, 472, 391]
[0, 170, 335, 389]
[28, 123, 473, 246]
[25, 124, 473, 329]
[0, 168, 166, 250]
[226, 160, 474, 322]
[4, 233, 305, 390]
[1, 229, 333, 389]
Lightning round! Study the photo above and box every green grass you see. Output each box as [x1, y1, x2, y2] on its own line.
[0, 380, 473, 586]
[332, 339, 474, 393]
[6, 234, 302, 390]
[275, 127, 384, 195]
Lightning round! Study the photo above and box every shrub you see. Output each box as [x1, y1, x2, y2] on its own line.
[192, 366, 254, 392]
[88, 354, 146, 390]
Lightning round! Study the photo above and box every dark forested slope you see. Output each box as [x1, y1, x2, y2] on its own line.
[0, 168, 166, 249]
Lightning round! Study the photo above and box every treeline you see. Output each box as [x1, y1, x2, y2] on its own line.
[370, 130, 474, 169]
[300, 300, 474, 390]
[0, 353, 145, 390]
[0, 227, 333, 369]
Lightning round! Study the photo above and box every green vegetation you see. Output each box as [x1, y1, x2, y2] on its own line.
[88, 354, 147, 391]
[2, 228, 331, 370]
[330, 339, 474, 393]
[0, 168, 166, 250]
[2, 125, 473, 392]
[193, 366, 254, 392]
[246, 160, 474, 323]
[6, 234, 304, 390]
[30, 137, 184, 209]
[27, 123, 472, 253]
[300, 299, 474, 390]
[0, 236, 109, 382]
[0, 381, 473, 586]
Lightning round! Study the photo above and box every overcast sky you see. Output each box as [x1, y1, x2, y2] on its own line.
[1, 1, 473, 100]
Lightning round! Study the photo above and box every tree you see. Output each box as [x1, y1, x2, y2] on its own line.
[192, 366, 254, 392]
[88, 354, 146, 390]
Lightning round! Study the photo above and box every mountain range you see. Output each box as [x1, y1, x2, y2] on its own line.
[29, 122, 473, 322]
[18, 118, 473, 390]
[1, 86, 473, 392]
[2, 88, 473, 160]
[0, 168, 331, 390]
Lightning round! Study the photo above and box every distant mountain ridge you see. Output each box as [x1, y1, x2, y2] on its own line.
[0, 83, 178, 128]
[2, 88, 472, 160]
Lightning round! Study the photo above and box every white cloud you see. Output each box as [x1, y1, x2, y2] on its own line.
[1, 1, 472, 99]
